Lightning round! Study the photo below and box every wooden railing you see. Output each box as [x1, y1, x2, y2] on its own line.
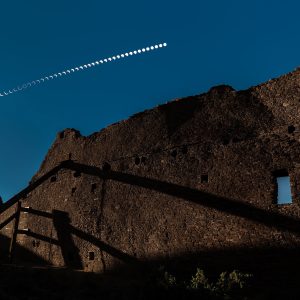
[0, 160, 73, 262]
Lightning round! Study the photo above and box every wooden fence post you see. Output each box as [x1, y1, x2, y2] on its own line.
[8, 201, 21, 263]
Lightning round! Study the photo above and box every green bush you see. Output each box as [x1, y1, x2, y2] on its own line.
[189, 268, 210, 290]
[160, 271, 177, 289]
[214, 270, 252, 296]
[155, 266, 252, 299]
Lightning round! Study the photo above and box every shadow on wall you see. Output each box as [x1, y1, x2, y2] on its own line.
[159, 97, 199, 137]
[1, 161, 300, 297]
[0, 234, 48, 265]
[16, 208, 139, 270]
[69, 162, 300, 235]
[4, 159, 297, 234]
[158, 87, 275, 145]
[1, 236, 300, 299]
[3, 161, 300, 265]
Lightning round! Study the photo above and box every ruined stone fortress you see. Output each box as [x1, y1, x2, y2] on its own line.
[1, 68, 300, 276]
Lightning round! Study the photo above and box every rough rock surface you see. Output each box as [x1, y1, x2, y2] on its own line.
[2, 68, 300, 276]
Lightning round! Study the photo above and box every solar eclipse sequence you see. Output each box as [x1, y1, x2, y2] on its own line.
[0, 42, 167, 97]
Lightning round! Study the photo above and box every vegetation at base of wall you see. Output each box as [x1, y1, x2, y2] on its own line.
[0, 264, 255, 300]
[154, 266, 253, 299]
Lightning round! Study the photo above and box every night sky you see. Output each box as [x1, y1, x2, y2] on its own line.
[0, 0, 300, 200]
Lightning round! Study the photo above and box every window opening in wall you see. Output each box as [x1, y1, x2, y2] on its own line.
[33, 240, 40, 248]
[88, 251, 95, 261]
[201, 174, 208, 183]
[102, 162, 111, 172]
[91, 183, 97, 193]
[288, 125, 296, 134]
[171, 149, 177, 158]
[134, 157, 140, 165]
[182, 145, 188, 154]
[222, 138, 230, 145]
[274, 170, 292, 204]
[71, 187, 76, 195]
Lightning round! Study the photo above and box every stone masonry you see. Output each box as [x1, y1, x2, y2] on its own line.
[2, 68, 300, 275]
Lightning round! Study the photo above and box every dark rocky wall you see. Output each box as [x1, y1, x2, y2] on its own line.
[2, 68, 300, 275]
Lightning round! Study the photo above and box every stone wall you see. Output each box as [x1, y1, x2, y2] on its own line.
[2, 68, 300, 274]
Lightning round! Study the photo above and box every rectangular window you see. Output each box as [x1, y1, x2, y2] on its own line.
[201, 174, 208, 183]
[276, 176, 292, 204]
[88, 251, 95, 261]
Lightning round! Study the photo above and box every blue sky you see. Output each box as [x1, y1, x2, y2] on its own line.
[277, 177, 292, 204]
[0, 0, 300, 200]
